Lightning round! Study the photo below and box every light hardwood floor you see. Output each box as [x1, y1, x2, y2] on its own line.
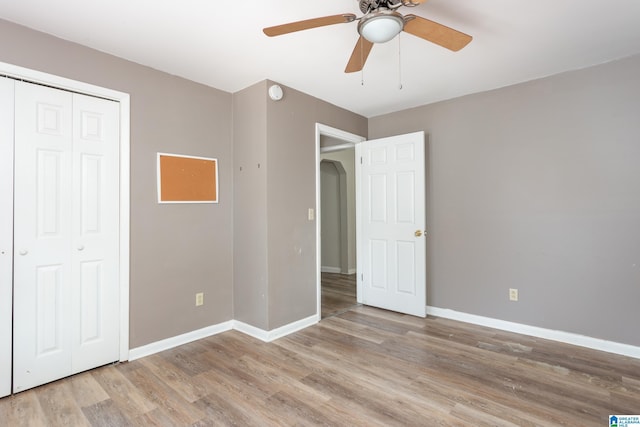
[1, 305, 639, 426]
[321, 272, 357, 318]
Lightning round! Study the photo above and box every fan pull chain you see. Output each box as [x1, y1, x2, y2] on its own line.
[398, 33, 403, 90]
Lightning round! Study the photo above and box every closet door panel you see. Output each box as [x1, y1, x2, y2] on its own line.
[0, 77, 14, 398]
[71, 93, 120, 373]
[13, 81, 74, 392]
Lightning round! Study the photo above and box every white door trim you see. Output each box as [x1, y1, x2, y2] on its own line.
[0, 77, 15, 397]
[1, 61, 131, 362]
[315, 123, 366, 318]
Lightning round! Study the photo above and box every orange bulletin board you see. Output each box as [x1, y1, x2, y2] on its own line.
[157, 153, 218, 203]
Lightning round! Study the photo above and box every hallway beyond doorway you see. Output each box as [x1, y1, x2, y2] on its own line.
[321, 272, 358, 318]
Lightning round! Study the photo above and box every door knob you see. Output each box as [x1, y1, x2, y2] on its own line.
[415, 230, 423, 237]
[19, 250, 28, 256]
[77, 245, 85, 251]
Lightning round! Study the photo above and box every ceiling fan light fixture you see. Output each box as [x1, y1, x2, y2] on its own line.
[358, 11, 404, 44]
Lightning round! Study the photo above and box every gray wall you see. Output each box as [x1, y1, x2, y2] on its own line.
[265, 82, 367, 329]
[232, 81, 366, 331]
[233, 81, 269, 329]
[369, 54, 640, 346]
[0, 19, 234, 348]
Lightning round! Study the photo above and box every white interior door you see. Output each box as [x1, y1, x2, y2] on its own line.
[357, 131, 426, 317]
[0, 77, 14, 398]
[12, 81, 120, 393]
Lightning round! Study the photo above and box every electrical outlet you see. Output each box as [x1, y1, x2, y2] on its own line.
[195, 292, 204, 306]
[509, 288, 518, 302]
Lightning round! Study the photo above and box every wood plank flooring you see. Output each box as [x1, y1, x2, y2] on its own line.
[321, 272, 357, 318]
[2, 305, 639, 426]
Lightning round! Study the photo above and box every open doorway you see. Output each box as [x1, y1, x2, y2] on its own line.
[320, 155, 356, 317]
[315, 124, 365, 319]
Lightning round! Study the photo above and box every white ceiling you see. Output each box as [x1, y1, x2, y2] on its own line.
[1, 0, 640, 117]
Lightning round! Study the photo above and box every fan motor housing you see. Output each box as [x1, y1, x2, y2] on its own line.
[359, 0, 418, 14]
[359, 0, 396, 14]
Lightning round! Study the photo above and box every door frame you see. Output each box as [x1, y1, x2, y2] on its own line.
[315, 123, 365, 318]
[0, 77, 14, 397]
[1, 61, 131, 362]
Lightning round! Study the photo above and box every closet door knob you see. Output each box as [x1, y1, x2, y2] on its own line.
[19, 250, 28, 256]
[77, 245, 85, 251]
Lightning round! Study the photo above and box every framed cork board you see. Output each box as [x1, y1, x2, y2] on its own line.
[157, 153, 218, 203]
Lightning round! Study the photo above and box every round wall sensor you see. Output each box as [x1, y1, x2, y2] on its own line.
[268, 84, 283, 101]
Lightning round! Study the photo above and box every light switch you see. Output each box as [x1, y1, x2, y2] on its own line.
[308, 208, 315, 221]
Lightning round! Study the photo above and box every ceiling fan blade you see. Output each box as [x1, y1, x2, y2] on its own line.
[263, 14, 357, 37]
[345, 36, 374, 73]
[403, 14, 472, 51]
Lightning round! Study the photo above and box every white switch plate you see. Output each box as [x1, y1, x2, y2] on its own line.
[308, 208, 314, 221]
[509, 288, 518, 301]
[196, 292, 204, 306]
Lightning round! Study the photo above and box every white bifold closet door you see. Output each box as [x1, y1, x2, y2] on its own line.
[0, 78, 15, 398]
[11, 80, 120, 393]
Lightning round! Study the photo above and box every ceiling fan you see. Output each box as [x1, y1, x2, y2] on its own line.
[263, 0, 472, 73]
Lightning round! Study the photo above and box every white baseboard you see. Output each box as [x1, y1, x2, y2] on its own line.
[427, 306, 640, 359]
[234, 314, 319, 342]
[130, 307, 640, 363]
[128, 321, 234, 361]
[128, 314, 319, 361]
[321, 266, 357, 275]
